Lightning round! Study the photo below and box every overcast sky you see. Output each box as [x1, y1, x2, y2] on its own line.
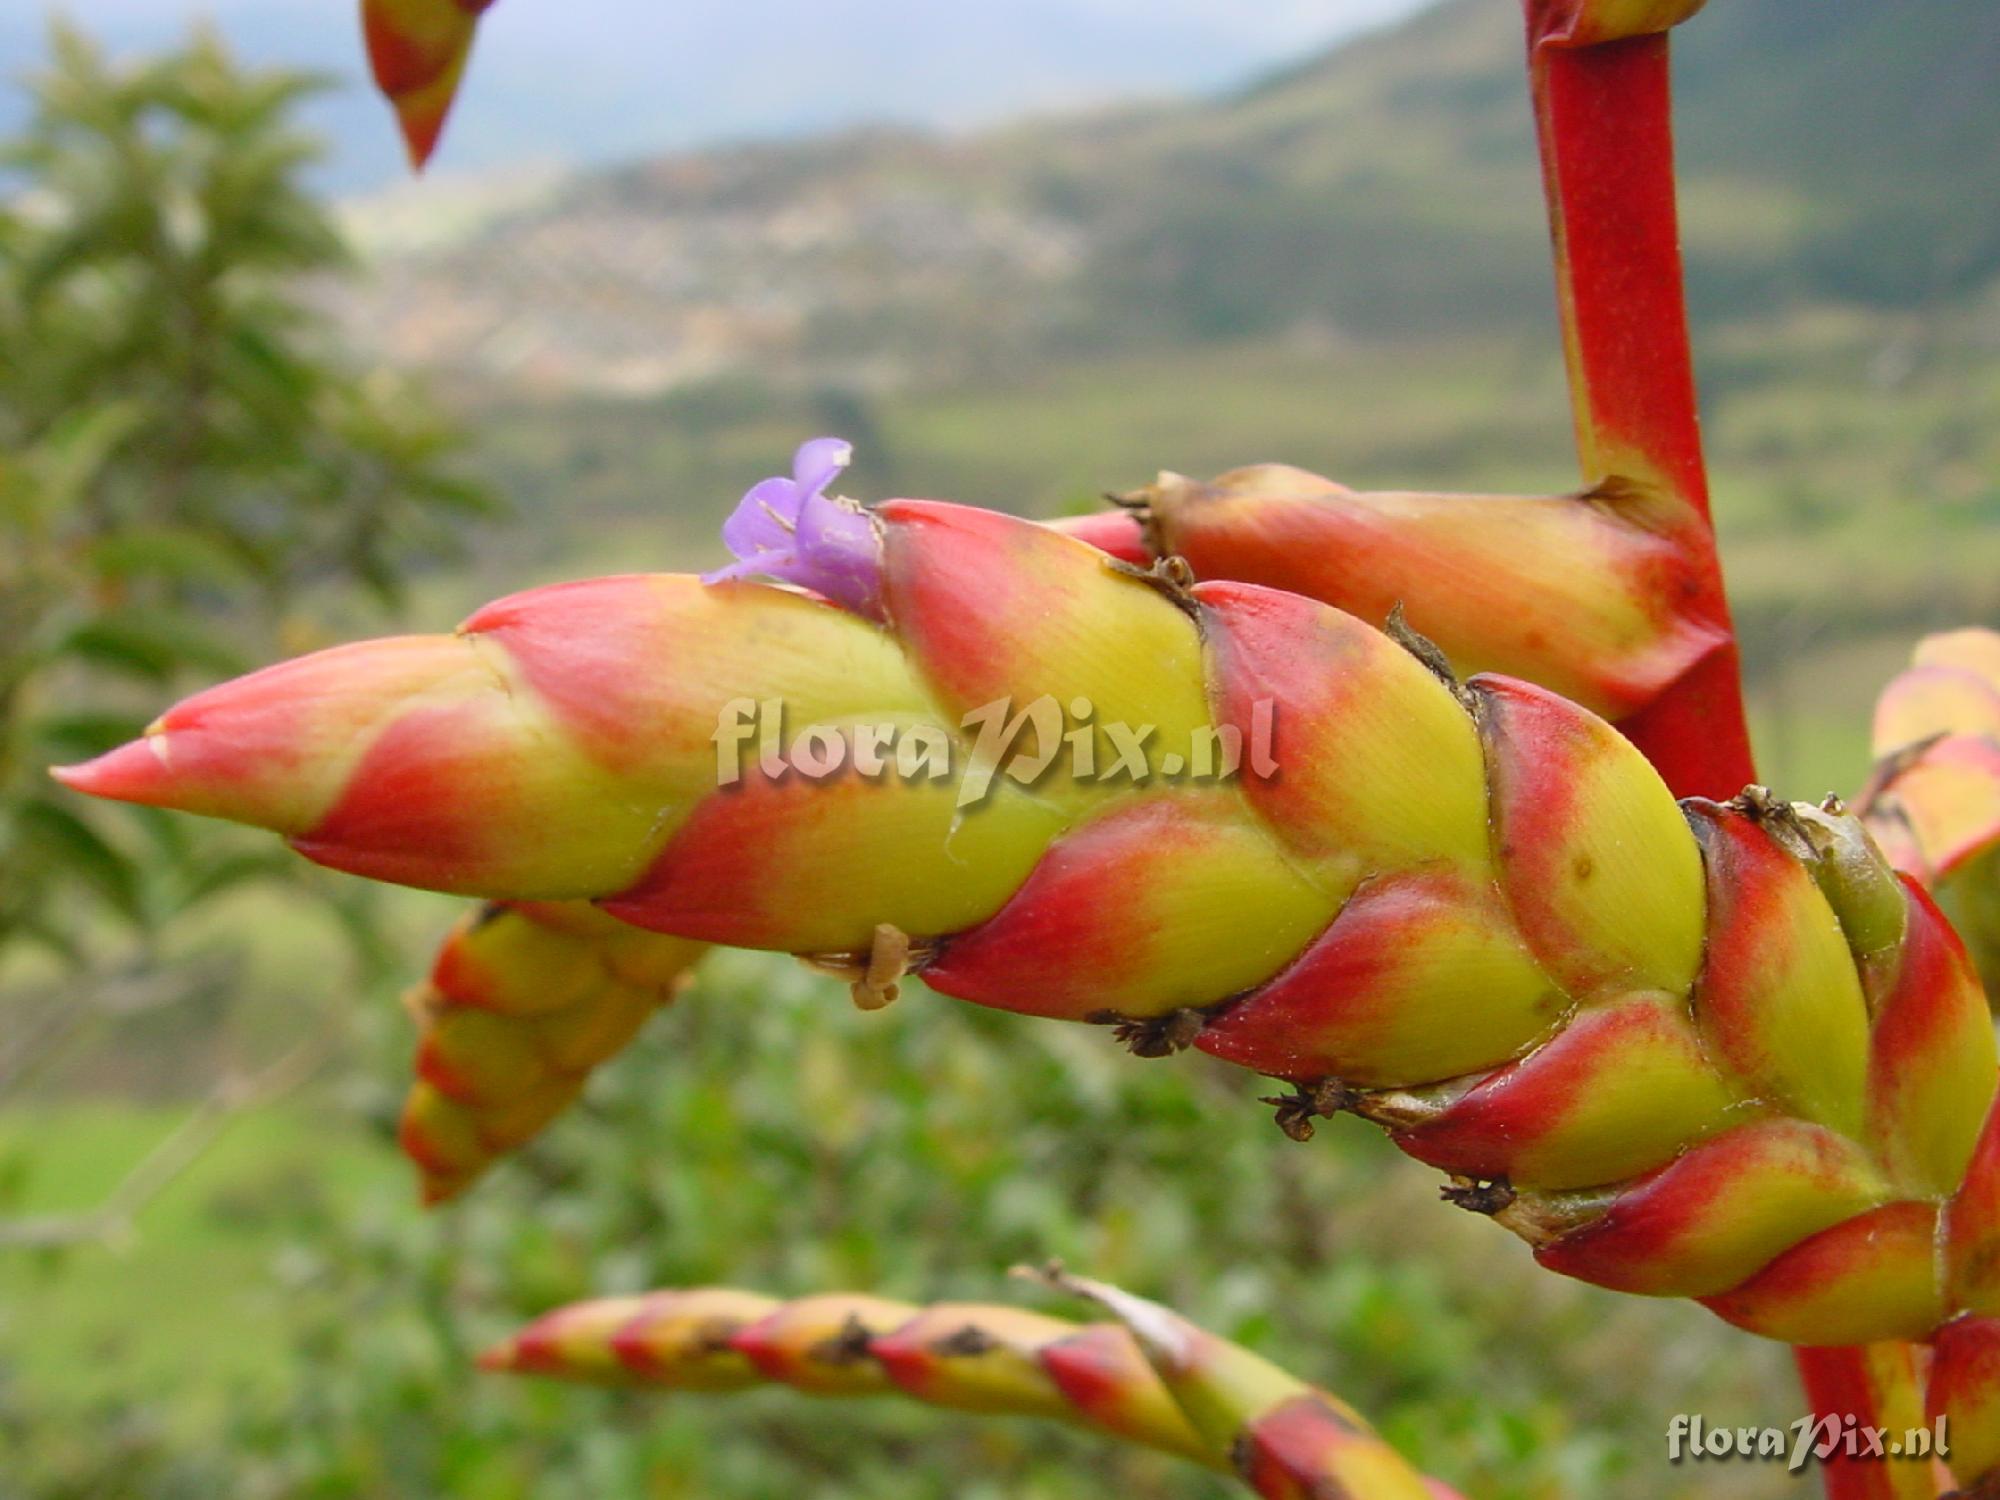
[4, 1, 1433, 189]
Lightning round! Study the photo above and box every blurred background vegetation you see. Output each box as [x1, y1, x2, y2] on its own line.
[2, 3, 1997, 1497]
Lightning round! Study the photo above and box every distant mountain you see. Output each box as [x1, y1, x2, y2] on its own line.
[1, 0, 1426, 193]
[337, 0, 2000, 394]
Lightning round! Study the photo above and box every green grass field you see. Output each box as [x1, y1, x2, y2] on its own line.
[0, 1100, 396, 1420]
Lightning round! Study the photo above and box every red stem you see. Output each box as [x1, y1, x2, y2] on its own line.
[1523, 13, 1934, 1498]
[1793, 1344, 1947, 1500]
[1526, 25, 1753, 802]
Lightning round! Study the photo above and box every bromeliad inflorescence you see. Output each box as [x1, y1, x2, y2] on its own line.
[72, 2, 2000, 1495]
[478, 1271, 1465, 1499]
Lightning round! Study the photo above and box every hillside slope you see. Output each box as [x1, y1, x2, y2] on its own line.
[339, 0, 2000, 393]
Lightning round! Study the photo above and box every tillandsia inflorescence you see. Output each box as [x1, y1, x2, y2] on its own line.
[478, 1270, 1463, 1500]
[393, 448, 1739, 1206]
[50, 445, 2000, 1490]
[393, 464, 1735, 1203]
[398, 901, 705, 1203]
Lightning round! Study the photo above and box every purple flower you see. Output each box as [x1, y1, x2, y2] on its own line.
[703, 437, 884, 618]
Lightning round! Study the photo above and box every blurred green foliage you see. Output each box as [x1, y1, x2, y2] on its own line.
[0, 954, 1803, 1500]
[0, 23, 490, 974]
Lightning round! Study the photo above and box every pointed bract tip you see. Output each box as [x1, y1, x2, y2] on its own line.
[50, 737, 174, 806]
[475, 1340, 519, 1373]
[1017, 1262, 1196, 1369]
[1048, 509, 1152, 565]
[400, 111, 446, 172]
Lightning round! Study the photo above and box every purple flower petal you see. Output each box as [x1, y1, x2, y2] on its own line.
[700, 553, 779, 586]
[792, 436, 854, 496]
[703, 437, 884, 619]
[719, 475, 805, 559]
[795, 488, 872, 557]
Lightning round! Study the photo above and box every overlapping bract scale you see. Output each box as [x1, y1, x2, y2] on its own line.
[1864, 627, 2000, 991]
[1528, 0, 1709, 47]
[1056, 465, 1732, 724]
